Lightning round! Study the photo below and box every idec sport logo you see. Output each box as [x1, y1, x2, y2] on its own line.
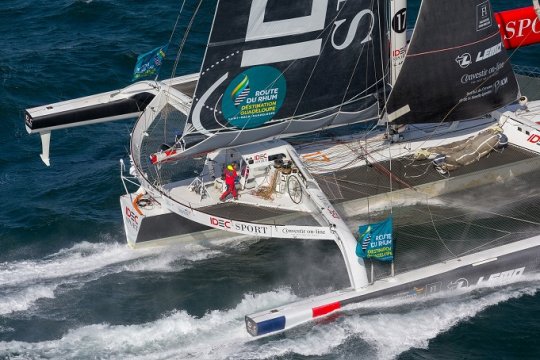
[125, 207, 139, 224]
[210, 217, 231, 229]
[527, 133, 540, 145]
[125, 207, 140, 231]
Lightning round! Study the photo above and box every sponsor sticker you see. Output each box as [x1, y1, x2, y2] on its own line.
[280, 226, 329, 237]
[476, 267, 525, 285]
[458, 76, 508, 103]
[460, 62, 505, 85]
[476, 43, 502, 62]
[391, 8, 407, 34]
[234, 222, 269, 235]
[527, 134, 540, 144]
[476, 1, 492, 31]
[456, 43, 502, 69]
[253, 153, 268, 163]
[210, 216, 231, 229]
[455, 53, 472, 68]
[124, 206, 140, 230]
[222, 66, 286, 129]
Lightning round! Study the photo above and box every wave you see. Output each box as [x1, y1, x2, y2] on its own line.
[0, 239, 231, 315]
[0, 288, 298, 360]
[1, 280, 539, 360]
[0, 285, 57, 315]
[241, 280, 540, 360]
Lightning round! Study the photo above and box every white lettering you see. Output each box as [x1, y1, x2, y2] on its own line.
[476, 267, 525, 285]
[502, 18, 540, 39]
[517, 18, 532, 38]
[254, 89, 277, 96]
[336, 0, 347, 11]
[331, 10, 374, 50]
[375, 234, 392, 241]
[242, 0, 328, 66]
[245, 0, 327, 41]
[504, 21, 516, 39]
[476, 43, 502, 62]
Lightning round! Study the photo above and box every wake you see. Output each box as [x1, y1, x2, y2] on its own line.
[0, 237, 234, 316]
[0, 279, 539, 360]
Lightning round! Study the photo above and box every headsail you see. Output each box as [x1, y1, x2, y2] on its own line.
[386, 0, 520, 124]
[153, 0, 387, 162]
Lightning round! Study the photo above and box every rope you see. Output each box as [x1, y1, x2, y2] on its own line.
[252, 168, 280, 200]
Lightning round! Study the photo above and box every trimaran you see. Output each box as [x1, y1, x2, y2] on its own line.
[24, 0, 540, 337]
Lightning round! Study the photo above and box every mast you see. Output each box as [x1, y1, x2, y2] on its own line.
[389, 0, 408, 85]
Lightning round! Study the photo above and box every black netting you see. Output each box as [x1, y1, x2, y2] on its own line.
[137, 104, 205, 187]
[353, 169, 540, 282]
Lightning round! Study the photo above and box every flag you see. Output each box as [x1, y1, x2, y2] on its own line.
[356, 216, 394, 262]
[132, 44, 168, 81]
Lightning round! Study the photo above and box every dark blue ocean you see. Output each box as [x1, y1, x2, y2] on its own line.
[1, 0, 540, 359]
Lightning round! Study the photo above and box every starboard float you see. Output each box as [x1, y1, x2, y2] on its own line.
[25, 0, 540, 337]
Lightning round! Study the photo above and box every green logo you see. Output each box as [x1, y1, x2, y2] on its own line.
[222, 66, 286, 129]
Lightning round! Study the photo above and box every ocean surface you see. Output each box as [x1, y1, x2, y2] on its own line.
[1, 0, 540, 359]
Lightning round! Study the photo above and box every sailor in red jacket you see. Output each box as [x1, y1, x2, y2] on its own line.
[220, 164, 238, 201]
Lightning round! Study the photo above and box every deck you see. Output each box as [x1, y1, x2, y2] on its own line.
[136, 144, 540, 282]
[193, 145, 539, 223]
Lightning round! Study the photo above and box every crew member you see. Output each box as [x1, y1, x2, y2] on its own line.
[220, 164, 238, 201]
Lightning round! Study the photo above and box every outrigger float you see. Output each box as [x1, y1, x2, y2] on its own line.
[25, 0, 540, 336]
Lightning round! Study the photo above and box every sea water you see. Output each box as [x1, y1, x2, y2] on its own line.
[1, 0, 539, 359]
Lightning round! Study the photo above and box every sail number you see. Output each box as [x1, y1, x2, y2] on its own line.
[241, 0, 375, 67]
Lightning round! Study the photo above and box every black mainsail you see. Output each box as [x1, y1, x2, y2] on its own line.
[160, 0, 387, 159]
[386, 0, 519, 124]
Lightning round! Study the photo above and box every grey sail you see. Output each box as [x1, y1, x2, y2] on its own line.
[172, 0, 387, 158]
[386, 0, 520, 124]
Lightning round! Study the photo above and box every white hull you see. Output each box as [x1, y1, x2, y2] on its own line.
[115, 99, 540, 336]
[123, 101, 540, 246]
[25, 73, 540, 338]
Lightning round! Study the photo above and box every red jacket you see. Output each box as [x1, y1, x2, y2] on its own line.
[224, 169, 237, 186]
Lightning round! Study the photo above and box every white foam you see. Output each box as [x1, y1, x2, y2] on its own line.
[0, 283, 540, 359]
[0, 240, 228, 315]
[0, 240, 234, 285]
[341, 284, 538, 360]
[2, 239, 539, 359]
[0, 288, 298, 360]
[0, 242, 156, 286]
[1, 283, 539, 360]
[0, 326, 14, 334]
[0, 285, 57, 315]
